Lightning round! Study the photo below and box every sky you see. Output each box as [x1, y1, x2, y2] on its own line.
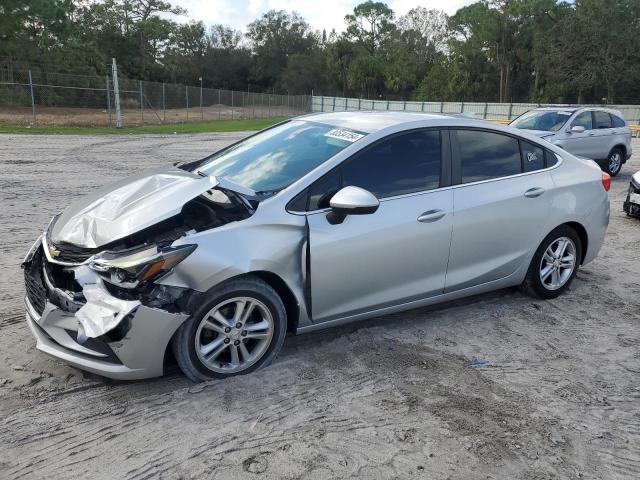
[171, 0, 476, 33]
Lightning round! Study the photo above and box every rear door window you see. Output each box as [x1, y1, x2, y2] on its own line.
[456, 130, 522, 183]
[572, 111, 593, 130]
[594, 111, 613, 129]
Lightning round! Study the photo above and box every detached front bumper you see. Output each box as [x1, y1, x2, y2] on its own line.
[23, 241, 189, 380]
[25, 296, 188, 380]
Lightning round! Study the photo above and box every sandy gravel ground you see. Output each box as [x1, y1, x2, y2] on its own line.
[0, 133, 639, 480]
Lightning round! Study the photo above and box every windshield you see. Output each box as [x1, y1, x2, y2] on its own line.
[197, 120, 366, 193]
[510, 110, 573, 132]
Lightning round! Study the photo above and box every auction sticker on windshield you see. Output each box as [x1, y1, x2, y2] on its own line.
[325, 128, 365, 143]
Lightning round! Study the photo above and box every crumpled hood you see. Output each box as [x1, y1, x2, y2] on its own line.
[51, 165, 222, 248]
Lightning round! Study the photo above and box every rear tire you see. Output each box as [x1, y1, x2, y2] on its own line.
[521, 225, 582, 300]
[606, 148, 623, 177]
[172, 276, 287, 382]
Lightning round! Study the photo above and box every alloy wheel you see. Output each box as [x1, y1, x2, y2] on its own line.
[195, 297, 274, 374]
[539, 237, 577, 290]
[609, 151, 622, 174]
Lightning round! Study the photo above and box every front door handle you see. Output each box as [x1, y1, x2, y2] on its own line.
[417, 210, 446, 223]
[524, 187, 545, 198]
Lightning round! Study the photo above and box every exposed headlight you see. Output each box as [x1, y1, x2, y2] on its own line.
[90, 244, 197, 288]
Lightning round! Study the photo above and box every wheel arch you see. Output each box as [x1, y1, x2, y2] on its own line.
[250, 270, 300, 333]
[563, 221, 588, 264]
[611, 144, 627, 160]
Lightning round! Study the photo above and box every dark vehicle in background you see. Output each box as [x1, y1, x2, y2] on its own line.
[510, 107, 632, 176]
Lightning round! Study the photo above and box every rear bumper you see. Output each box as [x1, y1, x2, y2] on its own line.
[583, 195, 609, 266]
[25, 295, 188, 380]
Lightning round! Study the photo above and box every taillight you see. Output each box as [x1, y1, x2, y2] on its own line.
[601, 172, 611, 192]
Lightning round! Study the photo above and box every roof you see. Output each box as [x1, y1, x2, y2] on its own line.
[300, 111, 453, 133]
[297, 110, 569, 150]
[531, 107, 581, 112]
[529, 106, 623, 115]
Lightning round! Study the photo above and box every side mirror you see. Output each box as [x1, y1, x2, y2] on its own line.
[570, 125, 585, 133]
[327, 186, 379, 224]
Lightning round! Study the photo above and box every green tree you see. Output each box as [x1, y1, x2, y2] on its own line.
[344, 1, 395, 54]
[246, 10, 317, 91]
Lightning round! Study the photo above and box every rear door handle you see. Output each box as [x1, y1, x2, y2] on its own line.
[417, 210, 446, 223]
[524, 187, 545, 198]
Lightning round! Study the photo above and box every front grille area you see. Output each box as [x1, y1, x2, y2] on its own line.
[50, 240, 97, 264]
[45, 217, 98, 263]
[24, 246, 84, 315]
[24, 247, 48, 315]
[624, 179, 640, 217]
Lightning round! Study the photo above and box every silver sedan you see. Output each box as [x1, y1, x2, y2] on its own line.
[22, 112, 610, 381]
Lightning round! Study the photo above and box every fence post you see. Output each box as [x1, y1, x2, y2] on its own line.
[460, 101, 464, 113]
[440, 101, 444, 113]
[185, 86, 189, 121]
[162, 83, 166, 122]
[483, 102, 488, 119]
[321, 96, 324, 112]
[139, 81, 144, 124]
[106, 75, 112, 127]
[231, 90, 234, 120]
[218, 89, 221, 120]
[200, 78, 203, 121]
[268, 94, 272, 117]
[421, 102, 425, 112]
[28, 70, 36, 125]
[507, 102, 513, 120]
[111, 58, 123, 128]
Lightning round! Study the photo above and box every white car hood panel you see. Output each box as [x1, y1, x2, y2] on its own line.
[50, 165, 220, 248]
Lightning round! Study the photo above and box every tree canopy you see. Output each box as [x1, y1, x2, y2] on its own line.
[1, 0, 639, 103]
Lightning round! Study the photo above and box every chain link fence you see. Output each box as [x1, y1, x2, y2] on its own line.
[0, 64, 311, 127]
[312, 96, 640, 124]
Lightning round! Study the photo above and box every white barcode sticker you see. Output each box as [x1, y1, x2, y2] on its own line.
[325, 128, 364, 143]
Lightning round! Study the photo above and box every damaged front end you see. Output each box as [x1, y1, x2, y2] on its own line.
[22, 166, 256, 380]
[623, 171, 640, 218]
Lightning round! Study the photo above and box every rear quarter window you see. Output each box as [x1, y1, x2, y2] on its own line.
[521, 141, 545, 173]
[611, 115, 626, 128]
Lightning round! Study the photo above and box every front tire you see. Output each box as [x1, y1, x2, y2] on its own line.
[522, 225, 582, 300]
[606, 148, 623, 176]
[172, 276, 287, 382]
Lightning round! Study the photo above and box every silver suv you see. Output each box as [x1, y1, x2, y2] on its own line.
[510, 107, 632, 176]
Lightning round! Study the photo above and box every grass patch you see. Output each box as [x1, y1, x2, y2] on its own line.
[0, 117, 290, 135]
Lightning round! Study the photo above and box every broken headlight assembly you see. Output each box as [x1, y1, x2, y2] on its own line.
[89, 244, 197, 289]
